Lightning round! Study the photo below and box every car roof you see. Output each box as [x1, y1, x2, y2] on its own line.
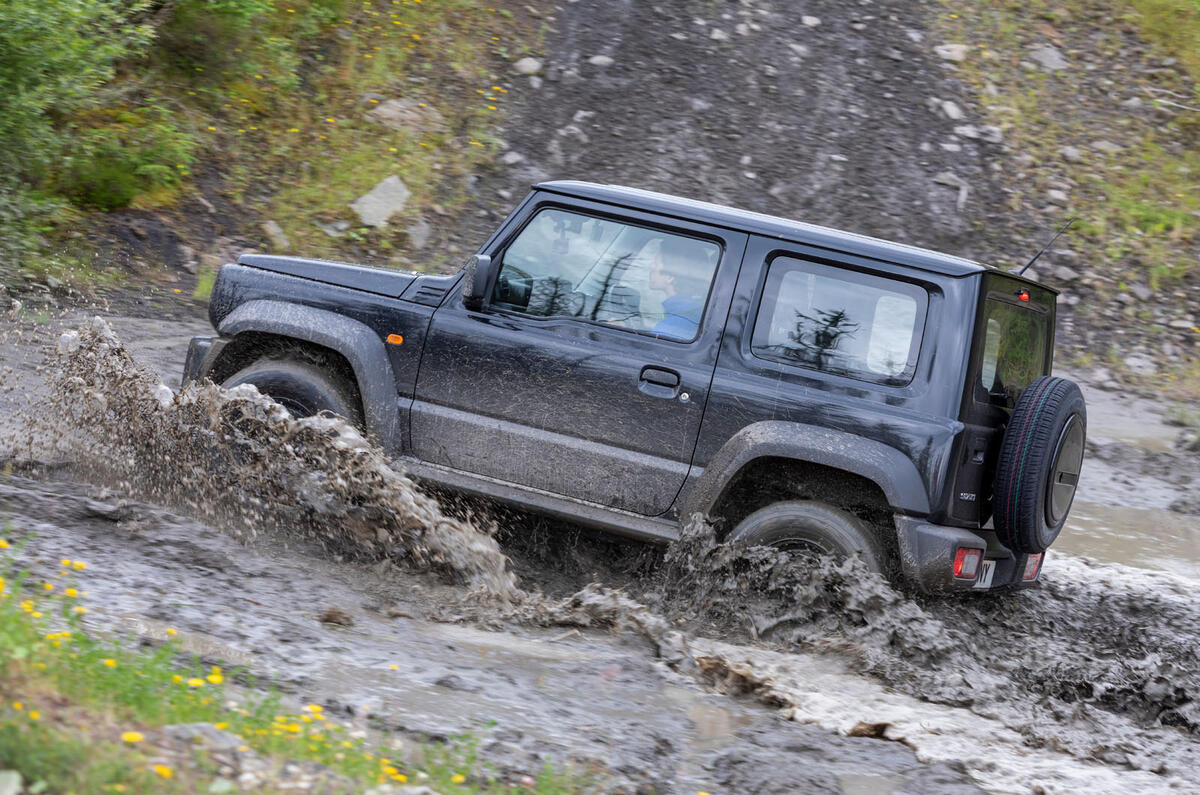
[535, 180, 991, 278]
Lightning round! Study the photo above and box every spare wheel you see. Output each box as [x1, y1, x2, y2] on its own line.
[993, 375, 1086, 554]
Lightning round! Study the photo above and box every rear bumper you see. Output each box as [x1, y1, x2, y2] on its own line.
[895, 516, 1039, 593]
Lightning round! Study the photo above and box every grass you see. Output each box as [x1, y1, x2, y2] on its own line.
[0, 531, 591, 793]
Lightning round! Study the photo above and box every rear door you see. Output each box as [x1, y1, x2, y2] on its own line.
[411, 198, 746, 516]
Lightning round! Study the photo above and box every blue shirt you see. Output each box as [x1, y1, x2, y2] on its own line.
[652, 294, 704, 341]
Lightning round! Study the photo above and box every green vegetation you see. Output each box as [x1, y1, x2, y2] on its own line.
[0, 0, 528, 286]
[0, 534, 588, 792]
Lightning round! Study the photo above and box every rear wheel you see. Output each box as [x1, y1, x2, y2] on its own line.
[223, 358, 363, 427]
[728, 500, 886, 574]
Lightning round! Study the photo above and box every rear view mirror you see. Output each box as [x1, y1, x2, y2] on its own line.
[461, 254, 496, 311]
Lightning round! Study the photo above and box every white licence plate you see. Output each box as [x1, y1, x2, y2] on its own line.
[972, 560, 997, 589]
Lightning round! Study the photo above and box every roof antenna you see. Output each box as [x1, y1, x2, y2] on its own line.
[1018, 217, 1075, 276]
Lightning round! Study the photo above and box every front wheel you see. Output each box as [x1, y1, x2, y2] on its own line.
[223, 358, 363, 428]
[728, 500, 886, 574]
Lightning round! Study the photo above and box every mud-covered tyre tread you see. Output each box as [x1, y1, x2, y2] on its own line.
[993, 375, 1086, 554]
[729, 500, 887, 575]
[224, 358, 363, 428]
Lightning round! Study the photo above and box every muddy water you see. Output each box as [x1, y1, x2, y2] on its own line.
[3, 316, 1200, 793]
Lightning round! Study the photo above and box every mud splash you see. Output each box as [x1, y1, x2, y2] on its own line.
[28, 318, 516, 596]
[647, 522, 1200, 791]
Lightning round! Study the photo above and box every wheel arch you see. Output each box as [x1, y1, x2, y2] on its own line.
[680, 421, 932, 532]
[214, 300, 400, 450]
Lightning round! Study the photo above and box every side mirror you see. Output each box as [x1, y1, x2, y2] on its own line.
[461, 254, 496, 311]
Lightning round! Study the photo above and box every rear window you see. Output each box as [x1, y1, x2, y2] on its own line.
[751, 256, 928, 385]
[979, 298, 1049, 407]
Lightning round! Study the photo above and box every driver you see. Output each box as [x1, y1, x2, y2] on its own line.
[648, 236, 712, 340]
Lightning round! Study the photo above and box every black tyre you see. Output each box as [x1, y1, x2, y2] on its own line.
[728, 500, 885, 574]
[994, 375, 1086, 554]
[223, 358, 363, 427]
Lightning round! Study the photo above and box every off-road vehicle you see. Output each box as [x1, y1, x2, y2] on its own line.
[184, 181, 1087, 592]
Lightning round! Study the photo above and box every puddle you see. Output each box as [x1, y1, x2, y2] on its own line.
[1057, 500, 1200, 579]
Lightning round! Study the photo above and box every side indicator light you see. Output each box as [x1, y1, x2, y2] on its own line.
[953, 547, 982, 579]
[1022, 553, 1043, 581]
[1016, 289, 1030, 302]
[386, 333, 404, 345]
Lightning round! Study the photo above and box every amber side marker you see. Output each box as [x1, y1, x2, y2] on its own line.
[386, 333, 404, 345]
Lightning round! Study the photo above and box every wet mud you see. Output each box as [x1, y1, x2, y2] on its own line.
[2, 317, 1199, 793]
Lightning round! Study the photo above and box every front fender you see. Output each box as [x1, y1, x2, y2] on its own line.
[680, 420, 932, 518]
[217, 300, 401, 452]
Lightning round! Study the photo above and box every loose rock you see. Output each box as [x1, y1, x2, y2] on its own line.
[349, 176, 411, 227]
[1030, 45, 1069, 71]
[512, 57, 542, 75]
[262, 220, 290, 252]
[935, 44, 969, 62]
[366, 99, 448, 136]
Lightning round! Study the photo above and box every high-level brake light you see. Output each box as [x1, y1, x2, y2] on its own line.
[953, 547, 982, 579]
[1022, 553, 1043, 581]
[1016, 289, 1030, 302]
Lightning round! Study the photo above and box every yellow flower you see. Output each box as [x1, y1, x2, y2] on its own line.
[103, 659, 117, 668]
[12, 702, 22, 710]
[393, 773, 408, 782]
[42, 582, 53, 591]
[65, 588, 78, 598]
[304, 704, 323, 713]
[121, 731, 144, 743]
[166, 628, 177, 636]
[0, 577, 5, 595]
[207, 673, 223, 684]
[213, 722, 229, 730]
[0, 538, 10, 548]
[73, 606, 87, 614]
[153, 764, 173, 779]
[28, 711, 41, 720]
[187, 678, 205, 688]
[73, 561, 86, 570]
[172, 674, 184, 683]
[60, 559, 71, 566]
[451, 773, 466, 784]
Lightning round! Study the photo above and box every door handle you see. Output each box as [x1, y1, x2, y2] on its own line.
[639, 366, 680, 388]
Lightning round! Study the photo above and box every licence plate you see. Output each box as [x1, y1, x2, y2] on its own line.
[972, 560, 997, 589]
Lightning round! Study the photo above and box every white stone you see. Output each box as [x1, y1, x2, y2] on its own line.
[1030, 45, 1068, 71]
[366, 99, 448, 136]
[349, 176, 411, 227]
[801, 15, 821, 27]
[710, 28, 729, 41]
[262, 220, 290, 252]
[941, 100, 965, 120]
[935, 44, 969, 62]
[513, 57, 542, 75]
[588, 55, 614, 67]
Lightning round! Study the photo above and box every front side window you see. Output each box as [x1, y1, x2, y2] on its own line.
[493, 208, 721, 341]
[751, 256, 928, 385]
[979, 298, 1048, 407]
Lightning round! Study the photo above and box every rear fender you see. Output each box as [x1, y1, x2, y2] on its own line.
[216, 300, 400, 451]
[681, 420, 932, 518]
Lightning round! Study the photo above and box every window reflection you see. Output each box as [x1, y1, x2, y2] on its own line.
[752, 257, 927, 385]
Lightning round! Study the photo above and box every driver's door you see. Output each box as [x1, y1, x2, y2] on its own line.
[410, 200, 746, 516]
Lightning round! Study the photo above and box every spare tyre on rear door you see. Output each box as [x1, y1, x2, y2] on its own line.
[993, 375, 1086, 554]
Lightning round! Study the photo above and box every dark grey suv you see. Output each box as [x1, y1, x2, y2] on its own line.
[184, 181, 1087, 592]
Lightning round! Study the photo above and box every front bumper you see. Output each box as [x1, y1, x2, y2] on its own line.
[895, 516, 1040, 593]
[182, 335, 229, 385]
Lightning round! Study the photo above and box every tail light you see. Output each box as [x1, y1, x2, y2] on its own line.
[1022, 553, 1043, 581]
[953, 547, 982, 579]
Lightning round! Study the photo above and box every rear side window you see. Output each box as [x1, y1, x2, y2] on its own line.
[751, 256, 928, 385]
[979, 298, 1049, 406]
[493, 207, 721, 342]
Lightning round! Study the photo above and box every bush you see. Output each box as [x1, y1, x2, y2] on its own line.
[58, 106, 196, 210]
[0, 0, 154, 180]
